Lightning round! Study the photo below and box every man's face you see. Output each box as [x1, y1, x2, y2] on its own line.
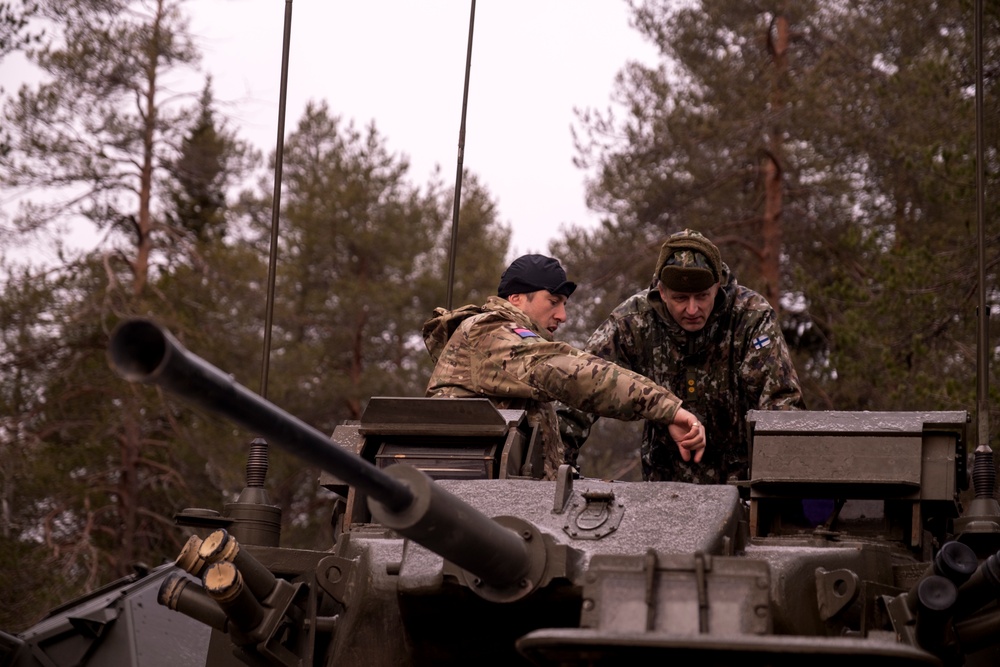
[508, 290, 568, 334]
[658, 282, 719, 332]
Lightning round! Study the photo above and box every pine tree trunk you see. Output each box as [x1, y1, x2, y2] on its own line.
[762, 12, 790, 312]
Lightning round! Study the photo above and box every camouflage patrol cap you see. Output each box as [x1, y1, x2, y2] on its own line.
[498, 254, 577, 298]
[654, 229, 722, 293]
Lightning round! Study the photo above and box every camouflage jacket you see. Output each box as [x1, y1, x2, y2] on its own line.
[559, 267, 804, 484]
[422, 296, 684, 480]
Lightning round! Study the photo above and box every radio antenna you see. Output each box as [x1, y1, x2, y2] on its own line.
[974, 0, 989, 452]
[259, 0, 294, 399]
[445, 0, 477, 310]
[955, 0, 1000, 540]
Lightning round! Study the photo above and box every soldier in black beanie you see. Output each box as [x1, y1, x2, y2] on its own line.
[422, 253, 706, 480]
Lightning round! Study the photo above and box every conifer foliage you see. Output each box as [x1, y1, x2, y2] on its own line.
[0, 2, 510, 630]
[561, 0, 1000, 420]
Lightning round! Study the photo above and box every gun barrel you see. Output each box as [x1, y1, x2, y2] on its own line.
[108, 318, 537, 590]
[108, 318, 414, 511]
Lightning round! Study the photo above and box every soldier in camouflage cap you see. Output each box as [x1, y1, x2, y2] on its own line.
[422, 253, 706, 480]
[559, 230, 804, 486]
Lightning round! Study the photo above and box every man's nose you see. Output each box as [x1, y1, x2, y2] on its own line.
[685, 298, 699, 314]
[554, 304, 567, 322]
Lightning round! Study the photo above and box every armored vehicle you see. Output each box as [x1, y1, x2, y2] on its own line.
[4, 319, 1000, 666]
[4, 2, 998, 663]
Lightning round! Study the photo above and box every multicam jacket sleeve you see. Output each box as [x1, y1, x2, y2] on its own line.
[425, 296, 685, 480]
[427, 300, 682, 426]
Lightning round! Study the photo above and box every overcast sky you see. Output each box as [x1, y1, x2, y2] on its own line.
[1, 1, 659, 259]
[186, 0, 658, 257]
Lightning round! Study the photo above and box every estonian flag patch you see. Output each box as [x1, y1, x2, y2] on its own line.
[512, 327, 539, 338]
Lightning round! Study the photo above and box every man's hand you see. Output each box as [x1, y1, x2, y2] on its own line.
[669, 407, 706, 462]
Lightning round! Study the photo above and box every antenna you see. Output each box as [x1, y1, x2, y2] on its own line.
[974, 0, 989, 453]
[954, 0, 999, 547]
[445, 0, 477, 310]
[259, 0, 295, 399]
[193, 0, 296, 548]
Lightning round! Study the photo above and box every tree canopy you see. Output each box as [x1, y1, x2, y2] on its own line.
[561, 0, 999, 414]
[0, 0, 512, 629]
[0, 0, 40, 60]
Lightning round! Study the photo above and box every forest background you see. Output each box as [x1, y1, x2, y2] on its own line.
[1, 0, 998, 631]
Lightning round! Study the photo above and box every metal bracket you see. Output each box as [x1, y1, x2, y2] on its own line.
[815, 567, 860, 620]
[562, 489, 625, 540]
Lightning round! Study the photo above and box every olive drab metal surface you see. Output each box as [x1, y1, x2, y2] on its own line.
[6, 318, 1000, 666]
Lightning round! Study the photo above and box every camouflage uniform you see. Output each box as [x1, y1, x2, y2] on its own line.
[560, 266, 804, 484]
[422, 296, 684, 480]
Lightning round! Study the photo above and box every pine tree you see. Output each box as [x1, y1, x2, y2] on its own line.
[0, 1, 266, 629]
[0, 0, 199, 295]
[227, 101, 511, 544]
[561, 0, 1000, 475]
[0, 0, 40, 59]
